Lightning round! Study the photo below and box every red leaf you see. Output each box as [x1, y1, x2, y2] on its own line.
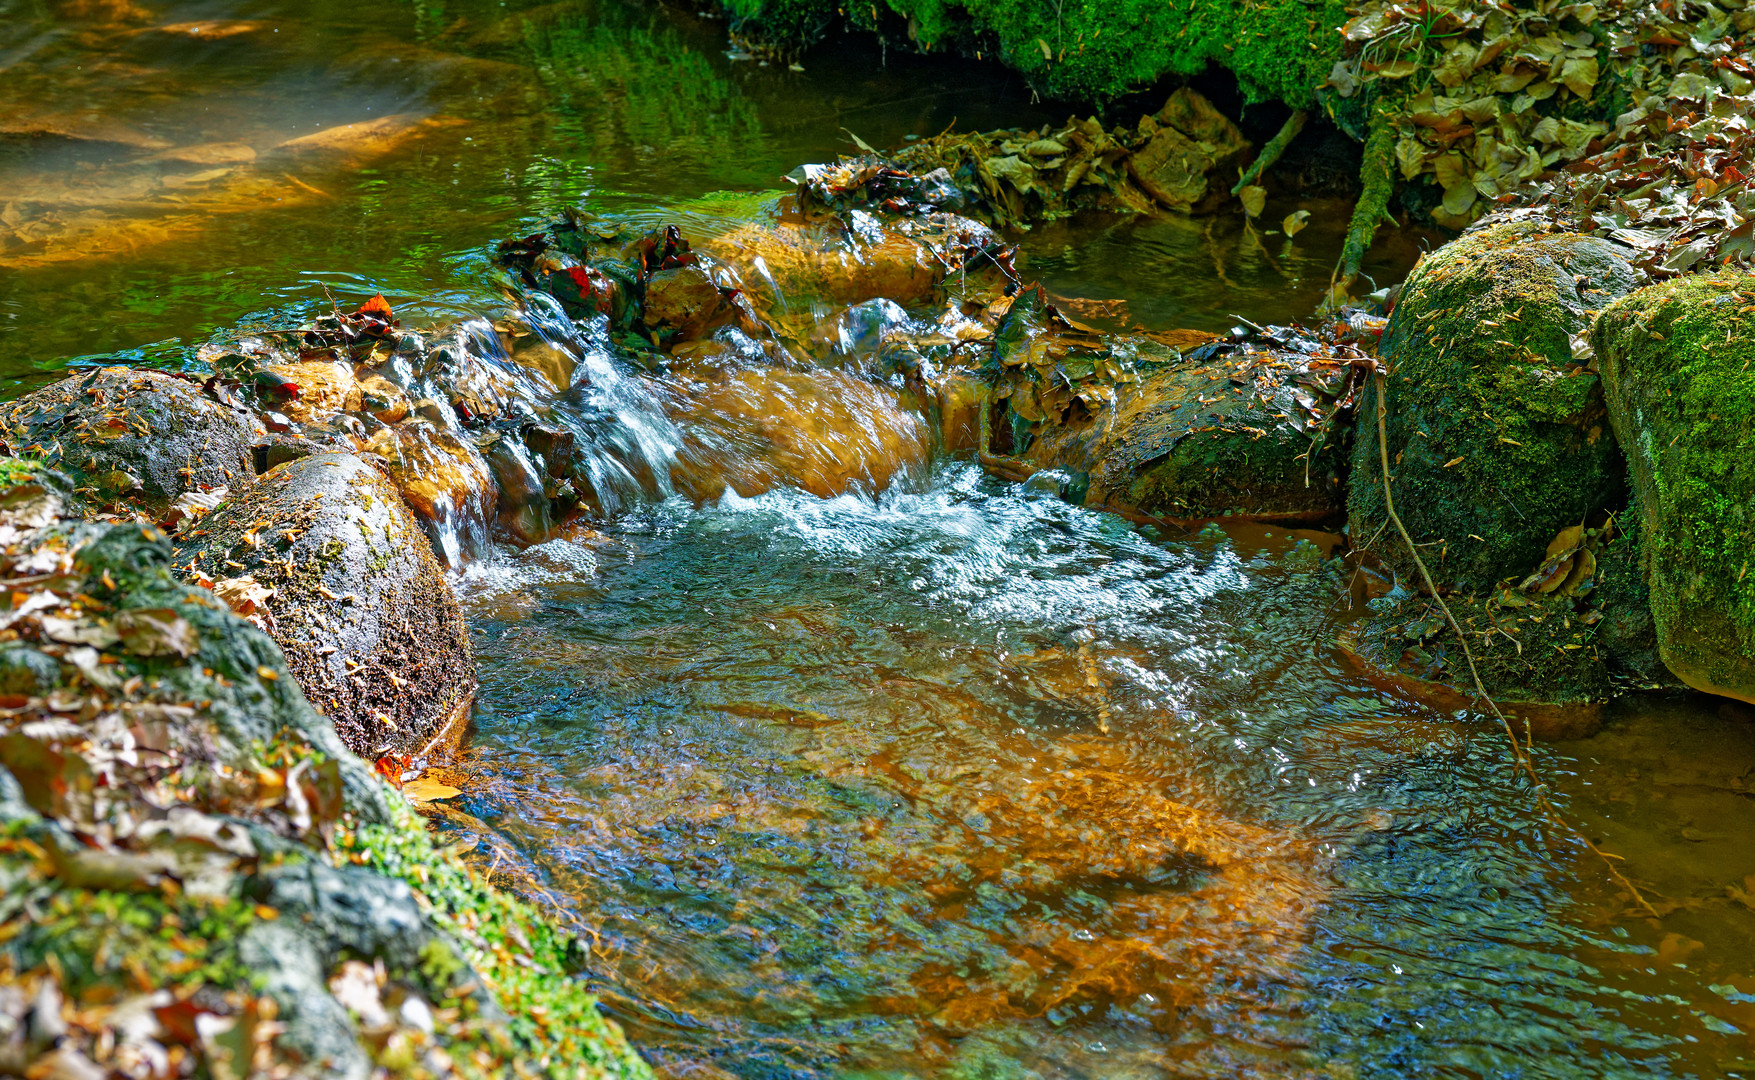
[374, 754, 408, 789]
[356, 294, 394, 320]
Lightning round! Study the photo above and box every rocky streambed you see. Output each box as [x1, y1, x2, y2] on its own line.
[4, 73, 1755, 1076]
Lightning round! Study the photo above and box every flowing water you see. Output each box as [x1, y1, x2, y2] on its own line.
[8, 3, 1755, 1079]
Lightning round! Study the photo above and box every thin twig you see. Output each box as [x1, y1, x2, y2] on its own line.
[1373, 372, 1659, 918]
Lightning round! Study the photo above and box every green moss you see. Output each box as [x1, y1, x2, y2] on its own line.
[0, 843, 265, 999]
[0, 457, 43, 489]
[1335, 104, 1396, 291]
[1348, 222, 1641, 593]
[1596, 272, 1755, 699]
[724, 0, 1348, 106]
[336, 805, 654, 1080]
[1354, 588, 1612, 706]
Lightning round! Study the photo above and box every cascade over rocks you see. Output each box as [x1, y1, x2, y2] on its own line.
[1597, 271, 1755, 704]
[1, 367, 255, 521]
[173, 453, 475, 760]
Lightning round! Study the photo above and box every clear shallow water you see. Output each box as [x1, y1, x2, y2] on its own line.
[446, 464, 1755, 1080]
[0, 0, 1427, 386]
[8, 1, 1755, 1076]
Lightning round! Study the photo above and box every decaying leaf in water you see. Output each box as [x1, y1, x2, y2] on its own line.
[1282, 210, 1310, 238]
[403, 776, 462, 803]
[1239, 185, 1267, 219]
[116, 608, 199, 658]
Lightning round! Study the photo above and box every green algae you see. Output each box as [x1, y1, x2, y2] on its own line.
[1333, 104, 1396, 300]
[1348, 221, 1642, 593]
[723, 0, 1348, 106]
[1595, 271, 1755, 702]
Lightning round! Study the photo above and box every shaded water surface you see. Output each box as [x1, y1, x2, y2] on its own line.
[0, 0, 1424, 381]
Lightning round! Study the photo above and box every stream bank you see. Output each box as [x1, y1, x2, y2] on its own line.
[5, 2, 1755, 1075]
[0, 470, 649, 1079]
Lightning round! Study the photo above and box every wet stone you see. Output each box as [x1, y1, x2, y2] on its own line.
[642, 265, 724, 340]
[263, 358, 361, 424]
[173, 452, 475, 760]
[362, 422, 497, 567]
[2, 367, 254, 521]
[481, 432, 554, 545]
[1013, 347, 1352, 523]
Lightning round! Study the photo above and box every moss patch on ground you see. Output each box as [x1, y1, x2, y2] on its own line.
[1596, 271, 1755, 703]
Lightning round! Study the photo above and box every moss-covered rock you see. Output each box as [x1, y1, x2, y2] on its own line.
[1014, 345, 1351, 523]
[1338, 588, 1610, 739]
[1348, 221, 1643, 592]
[1, 368, 255, 521]
[1591, 510, 1677, 689]
[1595, 271, 1755, 704]
[0, 468, 649, 1080]
[173, 453, 475, 760]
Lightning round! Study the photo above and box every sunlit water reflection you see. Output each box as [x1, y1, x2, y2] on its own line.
[449, 463, 1755, 1079]
[7, 2, 1755, 1076]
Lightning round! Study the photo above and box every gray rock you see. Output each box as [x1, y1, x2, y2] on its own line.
[1, 368, 255, 520]
[237, 921, 373, 1080]
[173, 453, 474, 760]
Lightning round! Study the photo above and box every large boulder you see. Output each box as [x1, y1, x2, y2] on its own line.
[0, 467, 650, 1080]
[1348, 221, 1644, 592]
[1, 367, 255, 520]
[173, 453, 475, 759]
[1596, 272, 1755, 704]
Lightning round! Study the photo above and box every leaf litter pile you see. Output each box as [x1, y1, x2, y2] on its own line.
[1327, 0, 1755, 234]
[1494, 87, 1755, 275]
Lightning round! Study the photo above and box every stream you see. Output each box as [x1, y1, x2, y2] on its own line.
[6, 2, 1755, 1078]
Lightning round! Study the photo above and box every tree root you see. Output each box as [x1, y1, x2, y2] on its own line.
[1232, 109, 1307, 196]
[1372, 372, 1659, 919]
[1326, 109, 1398, 310]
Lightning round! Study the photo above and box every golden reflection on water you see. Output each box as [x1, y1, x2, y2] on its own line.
[437, 457, 1755, 1078]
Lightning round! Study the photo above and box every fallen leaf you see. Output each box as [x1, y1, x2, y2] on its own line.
[1519, 553, 1575, 594]
[1239, 184, 1267, 218]
[116, 608, 199, 658]
[40, 615, 120, 648]
[403, 777, 461, 804]
[1546, 525, 1585, 560]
